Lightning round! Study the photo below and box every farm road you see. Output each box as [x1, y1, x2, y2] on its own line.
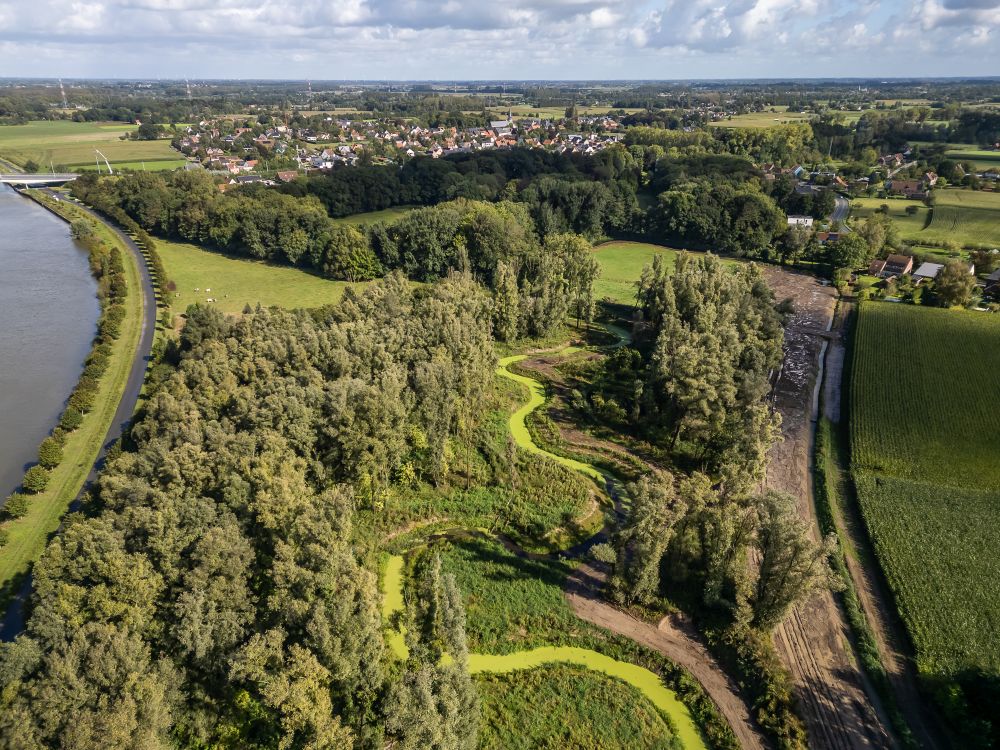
[761, 267, 895, 750]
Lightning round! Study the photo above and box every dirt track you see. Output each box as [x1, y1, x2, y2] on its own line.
[566, 562, 770, 750]
[761, 268, 893, 750]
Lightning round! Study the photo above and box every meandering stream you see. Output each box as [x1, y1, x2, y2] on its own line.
[383, 330, 709, 750]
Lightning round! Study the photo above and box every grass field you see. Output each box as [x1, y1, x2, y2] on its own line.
[77, 159, 188, 172]
[329, 205, 414, 226]
[850, 198, 931, 241]
[592, 242, 740, 305]
[708, 110, 813, 128]
[850, 303, 1000, 682]
[593, 241, 678, 304]
[158, 238, 364, 314]
[945, 149, 1000, 169]
[0, 195, 144, 597]
[477, 665, 678, 749]
[0, 121, 180, 170]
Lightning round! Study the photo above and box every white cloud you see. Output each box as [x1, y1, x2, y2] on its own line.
[0, 0, 996, 77]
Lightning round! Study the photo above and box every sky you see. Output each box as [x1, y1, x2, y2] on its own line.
[0, 0, 997, 80]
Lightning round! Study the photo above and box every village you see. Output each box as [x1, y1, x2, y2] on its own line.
[172, 111, 628, 180]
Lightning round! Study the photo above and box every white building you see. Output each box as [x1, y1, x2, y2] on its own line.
[787, 215, 814, 228]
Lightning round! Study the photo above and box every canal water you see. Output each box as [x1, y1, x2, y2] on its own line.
[0, 185, 99, 503]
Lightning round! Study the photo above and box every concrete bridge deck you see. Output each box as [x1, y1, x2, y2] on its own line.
[0, 173, 79, 186]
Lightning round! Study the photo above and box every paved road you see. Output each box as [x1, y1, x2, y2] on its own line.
[0, 192, 156, 641]
[832, 194, 851, 228]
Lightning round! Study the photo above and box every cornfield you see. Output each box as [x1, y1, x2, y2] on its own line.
[850, 302, 1000, 678]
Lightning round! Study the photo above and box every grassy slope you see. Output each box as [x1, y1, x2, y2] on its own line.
[850, 303, 1000, 678]
[158, 238, 365, 314]
[0, 197, 144, 589]
[477, 665, 677, 750]
[0, 121, 180, 168]
[707, 111, 813, 128]
[852, 190, 1000, 247]
[923, 189, 1000, 246]
[329, 206, 414, 226]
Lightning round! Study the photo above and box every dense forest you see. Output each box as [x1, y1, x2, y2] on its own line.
[0, 275, 494, 749]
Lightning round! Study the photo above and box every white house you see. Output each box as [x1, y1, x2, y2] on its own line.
[787, 215, 814, 228]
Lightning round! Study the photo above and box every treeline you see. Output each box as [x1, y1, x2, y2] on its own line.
[70, 171, 602, 339]
[0, 274, 494, 749]
[277, 148, 642, 219]
[0, 212, 128, 535]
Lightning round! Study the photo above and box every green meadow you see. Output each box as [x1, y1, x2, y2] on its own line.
[158, 238, 364, 314]
[0, 120, 182, 170]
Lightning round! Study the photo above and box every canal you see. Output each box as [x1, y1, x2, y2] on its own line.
[0, 185, 99, 504]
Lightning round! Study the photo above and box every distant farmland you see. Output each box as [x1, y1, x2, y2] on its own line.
[852, 190, 1000, 247]
[850, 304, 1000, 697]
[0, 121, 181, 170]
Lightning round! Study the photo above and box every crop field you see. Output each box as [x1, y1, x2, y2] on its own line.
[329, 205, 414, 226]
[477, 665, 677, 749]
[157, 238, 364, 314]
[923, 189, 1000, 246]
[850, 303, 1000, 682]
[0, 121, 181, 169]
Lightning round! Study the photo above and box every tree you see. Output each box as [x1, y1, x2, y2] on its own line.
[37, 437, 63, 469]
[612, 473, 686, 605]
[829, 232, 872, 270]
[22, 465, 49, 494]
[751, 492, 839, 630]
[934, 259, 976, 307]
[492, 260, 520, 342]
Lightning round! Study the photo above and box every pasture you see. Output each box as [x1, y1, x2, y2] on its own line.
[592, 241, 739, 305]
[850, 303, 1000, 683]
[157, 238, 363, 314]
[850, 197, 930, 241]
[0, 121, 181, 170]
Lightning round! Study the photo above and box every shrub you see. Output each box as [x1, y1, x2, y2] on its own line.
[22, 466, 50, 494]
[0, 526, 8, 547]
[4, 493, 30, 518]
[60, 408, 84, 431]
[590, 542, 617, 565]
[38, 437, 63, 469]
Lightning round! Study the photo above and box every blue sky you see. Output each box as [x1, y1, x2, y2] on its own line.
[0, 0, 996, 80]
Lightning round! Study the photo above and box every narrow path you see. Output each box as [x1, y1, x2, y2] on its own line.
[0, 191, 156, 640]
[821, 303, 947, 750]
